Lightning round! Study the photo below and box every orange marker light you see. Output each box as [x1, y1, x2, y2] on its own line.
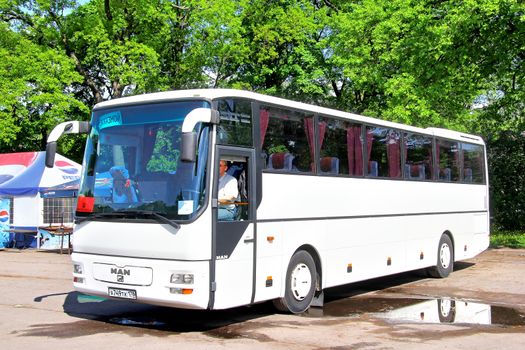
[267, 236, 274, 243]
[266, 276, 273, 287]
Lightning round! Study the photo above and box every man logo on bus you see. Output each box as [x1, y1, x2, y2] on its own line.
[111, 268, 130, 276]
[55, 160, 79, 175]
[0, 210, 9, 223]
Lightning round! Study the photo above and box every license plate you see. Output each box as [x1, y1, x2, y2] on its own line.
[108, 287, 137, 300]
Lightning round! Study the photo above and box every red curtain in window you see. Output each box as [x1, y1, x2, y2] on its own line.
[366, 129, 373, 171]
[260, 108, 270, 147]
[319, 121, 326, 149]
[387, 132, 401, 178]
[304, 118, 326, 161]
[346, 126, 363, 175]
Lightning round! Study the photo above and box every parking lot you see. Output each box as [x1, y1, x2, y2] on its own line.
[0, 248, 524, 349]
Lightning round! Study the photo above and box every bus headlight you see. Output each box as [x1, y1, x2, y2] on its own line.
[170, 273, 194, 284]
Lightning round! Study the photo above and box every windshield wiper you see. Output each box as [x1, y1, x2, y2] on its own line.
[76, 212, 128, 224]
[121, 210, 181, 230]
[76, 210, 181, 229]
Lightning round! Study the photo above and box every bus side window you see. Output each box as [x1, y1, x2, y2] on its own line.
[217, 99, 253, 146]
[366, 127, 401, 179]
[437, 139, 460, 182]
[404, 133, 433, 181]
[260, 106, 313, 173]
[318, 116, 363, 176]
[219, 159, 250, 221]
[462, 143, 485, 184]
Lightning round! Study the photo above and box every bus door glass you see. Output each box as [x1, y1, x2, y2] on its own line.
[213, 146, 256, 308]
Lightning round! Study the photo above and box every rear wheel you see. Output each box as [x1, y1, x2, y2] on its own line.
[428, 234, 454, 278]
[437, 298, 456, 323]
[273, 250, 316, 313]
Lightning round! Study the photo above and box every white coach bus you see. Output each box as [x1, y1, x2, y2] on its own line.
[46, 89, 489, 313]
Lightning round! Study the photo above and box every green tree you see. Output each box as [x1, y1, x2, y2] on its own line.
[321, 0, 525, 133]
[0, 21, 86, 155]
[230, 0, 328, 101]
[452, 0, 525, 136]
[488, 131, 525, 230]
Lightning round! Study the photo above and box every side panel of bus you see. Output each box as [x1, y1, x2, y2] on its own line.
[253, 173, 489, 303]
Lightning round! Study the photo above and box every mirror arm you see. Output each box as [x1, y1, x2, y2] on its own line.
[46, 121, 90, 168]
[181, 108, 219, 162]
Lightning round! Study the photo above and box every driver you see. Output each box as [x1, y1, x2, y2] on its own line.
[218, 160, 238, 221]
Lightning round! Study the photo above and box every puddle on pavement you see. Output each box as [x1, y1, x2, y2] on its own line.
[71, 292, 524, 335]
[304, 296, 525, 327]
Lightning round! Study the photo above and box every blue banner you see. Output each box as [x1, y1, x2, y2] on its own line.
[0, 198, 10, 248]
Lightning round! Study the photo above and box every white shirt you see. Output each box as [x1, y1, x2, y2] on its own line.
[218, 173, 238, 209]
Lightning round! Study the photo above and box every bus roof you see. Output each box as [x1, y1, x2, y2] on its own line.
[93, 89, 485, 145]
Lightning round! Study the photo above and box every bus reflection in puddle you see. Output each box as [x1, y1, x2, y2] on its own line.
[372, 299, 490, 324]
[305, 297, 525, 327]
[75, 292, 524, 328]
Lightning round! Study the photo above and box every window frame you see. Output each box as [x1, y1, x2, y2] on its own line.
[316, 115, 365, 178]
[461, 141, 486, 184]
[364, 125, 403, 179]
[259, 104, 316, 175]
[216, 98, 254, 147]
[238, 97, 486, 185]
[435, 137, 462, 183]
[403, 132, 434, 182]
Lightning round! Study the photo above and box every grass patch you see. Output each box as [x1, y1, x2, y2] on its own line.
[490, 229, 525, 248]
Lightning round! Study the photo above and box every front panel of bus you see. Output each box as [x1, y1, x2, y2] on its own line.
[71, 100, 215, 309]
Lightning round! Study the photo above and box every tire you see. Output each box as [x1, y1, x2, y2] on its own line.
[273, 250, 317, 314]
[437, 298, 456, 323]
[428, 234, 454, 278]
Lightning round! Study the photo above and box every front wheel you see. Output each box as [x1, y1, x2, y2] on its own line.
[428, 234, 454, 278]
[273, 250, 317, 313]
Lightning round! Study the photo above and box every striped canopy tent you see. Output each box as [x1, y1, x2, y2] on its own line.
[0, 152, 80, 196]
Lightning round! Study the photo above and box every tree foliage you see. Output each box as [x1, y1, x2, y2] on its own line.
[0, 19, 86, 154]
[1, 0, 524, 228]
[488, 131, 525, 230]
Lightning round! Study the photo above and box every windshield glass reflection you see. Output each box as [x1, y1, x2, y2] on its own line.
[78, 100, 210, 221]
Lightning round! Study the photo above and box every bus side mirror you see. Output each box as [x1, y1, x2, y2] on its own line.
[46, 142, 57, 168]
[181, 132, 197, 162]
[45, 121, 90, 168]
[181, 108, 219, 162]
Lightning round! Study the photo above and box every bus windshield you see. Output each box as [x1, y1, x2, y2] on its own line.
[77, 100, 211, 221]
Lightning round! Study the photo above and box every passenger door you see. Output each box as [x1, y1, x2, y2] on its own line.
[211, 146, 256, 309]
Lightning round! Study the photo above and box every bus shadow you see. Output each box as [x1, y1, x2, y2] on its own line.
[324, 262, 476, 302]
[52, 263, 476, 335]
[61, 292, 275, 333]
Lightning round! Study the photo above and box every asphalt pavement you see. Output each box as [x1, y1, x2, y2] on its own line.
[0, 248, 524, 349]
